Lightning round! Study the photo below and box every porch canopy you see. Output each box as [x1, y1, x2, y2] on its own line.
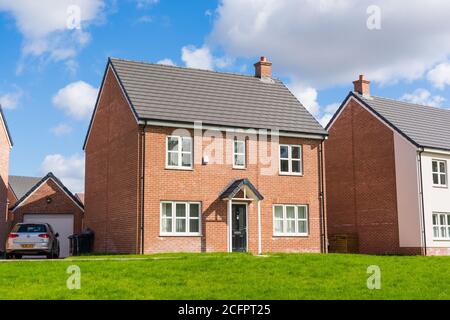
[219, 179, 264, 201]
[220, 179, 264, 254]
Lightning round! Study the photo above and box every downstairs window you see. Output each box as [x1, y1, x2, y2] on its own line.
[161, 201, 201, 236]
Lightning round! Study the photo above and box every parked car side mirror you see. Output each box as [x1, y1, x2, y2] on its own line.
[55, 233, 59, 238]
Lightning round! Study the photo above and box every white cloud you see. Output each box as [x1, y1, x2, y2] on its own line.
[157, 58, 176, 66]
[0, 0, 105, 62]
[136, 15, 153, 24]
[41, 153, 85, 192]
[209, 0, 450, 87]
[52, 81, 98, 120]
[319, 103, 341, 127]
[288, 81, 340, 127]
[319, 114, 333, 127]
[181, 45, 214, 70]
[135, 0, 159, 9]
[50, 123, 73, 136]
[400, 89, 446, 108]
[181, 45, 234, 71]
[0, 89, 23, 110]
[287, 82, 320, 116]
[427, 62, 450, 89]
[324, 103, 341, 114]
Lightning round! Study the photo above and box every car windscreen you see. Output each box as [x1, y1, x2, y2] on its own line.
[14, 224, 47, 233]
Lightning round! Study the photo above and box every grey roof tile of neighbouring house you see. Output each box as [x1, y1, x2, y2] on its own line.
[9, 175, 42, 200]
[353, 93, 450, 151]
[108, 58, 328, 136]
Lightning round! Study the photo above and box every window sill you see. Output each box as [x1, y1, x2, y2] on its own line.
[159, 233, 202, 237]
[278, 172, 304, 177]
[232, 166, 247, 170]
[432, 185, 448, 189]
[165, 167, 194, 171]
[432, 238, 450, 242]
[273, 234, 309, 238]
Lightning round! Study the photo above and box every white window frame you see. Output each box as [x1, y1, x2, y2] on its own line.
[279, 144, 303, 176]
[432, 212, 450, 240]
[160, 201, 201, 236]
[432, 159, 447, 188]
[273, 204, 309, 237]
[166, 135, 193, 170]
[233, 139, 246, 169]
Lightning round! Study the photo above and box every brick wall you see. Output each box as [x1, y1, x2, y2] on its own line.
[325, 98, 401, 254]
[0, 120, 10, 251]
[143, 126, 324, 254]
[11, 178, 84, 234]
[84, 66, 141, 254]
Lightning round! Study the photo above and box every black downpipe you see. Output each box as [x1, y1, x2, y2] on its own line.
[418, 150, 427, 256]
[318, 141, 327, 253]
[140, 124, 147, 254]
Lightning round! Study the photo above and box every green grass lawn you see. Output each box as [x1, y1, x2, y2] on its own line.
[0, 253, 449, 300]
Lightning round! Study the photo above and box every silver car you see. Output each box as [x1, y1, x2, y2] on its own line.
[5, 223, 60, 259]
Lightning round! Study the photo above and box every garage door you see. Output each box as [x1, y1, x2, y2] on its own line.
[23, 214, 74, 258]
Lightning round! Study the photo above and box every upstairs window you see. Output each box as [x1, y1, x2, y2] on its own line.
[432, 160, 447, 187]
[167, 136, 193, 169]
[233, 139, 246, 169]
[279, 144, 302, 175]
[432, 213, 450, 240]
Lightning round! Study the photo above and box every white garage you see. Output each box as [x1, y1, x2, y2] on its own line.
[24, 214, 74, 258]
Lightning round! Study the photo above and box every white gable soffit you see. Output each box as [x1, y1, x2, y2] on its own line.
[83, 63, 139, 150]
[0, 111, 12, 148]
[11, 177, 84, 213]
[141, 120, 327, 140]
[327, 95, 417, 149]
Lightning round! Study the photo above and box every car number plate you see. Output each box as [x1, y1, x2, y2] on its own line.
[21, 244, 34, 248]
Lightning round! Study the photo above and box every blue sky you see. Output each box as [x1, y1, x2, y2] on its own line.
[1, 0, 450, 192]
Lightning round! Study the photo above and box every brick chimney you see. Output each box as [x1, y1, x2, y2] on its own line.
[254, 56, 272, 79]
[353, 74, 371, 97]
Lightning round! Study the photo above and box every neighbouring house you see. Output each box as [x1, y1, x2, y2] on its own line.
[83, 56, 328, 254]
[8, 173, 84, 257]
[0, 107, 13, 253]
[326, 75, 450, 256]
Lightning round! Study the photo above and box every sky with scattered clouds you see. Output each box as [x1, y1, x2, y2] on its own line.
[1, 0, 450, 192]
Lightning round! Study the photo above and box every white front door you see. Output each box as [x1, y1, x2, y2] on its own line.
[23, 214, 74, 257]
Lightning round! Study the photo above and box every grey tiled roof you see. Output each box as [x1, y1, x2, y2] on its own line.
[9, 176, 42, 200]
[356, 93, 450, 151]
[109, 58, 327, 136]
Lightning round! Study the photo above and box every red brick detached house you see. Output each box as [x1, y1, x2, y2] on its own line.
[326, 76, 450, 256]
[8, 173, 84, 257]
[83, 57, 328, 254]
[0, 107, 12, 253]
